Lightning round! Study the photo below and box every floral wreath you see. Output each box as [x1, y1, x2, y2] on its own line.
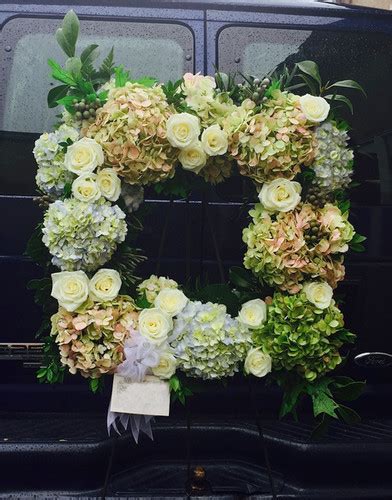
[28, 11, 367, 441]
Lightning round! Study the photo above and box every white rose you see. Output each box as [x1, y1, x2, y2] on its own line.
[299, 94, 330, 123]
[201, 125, 228, 156]
[178, 142, 207, 173]
[238, 299, 267, 329]
[96, 168, 121, 202]
[152, 351, 177, 379]
[259, 179, 302, 213]
[244, 348, 272, 378]
[51, 271, 89, 312]
[64, 137, 104, 175]
[155, 289, 188, 317]
[166, 113, 200, 149]
[138, 308, 173, 345]
[72, 173, 101, 202]
[303, 281, 333, 310]
[89, 269, 122, 302]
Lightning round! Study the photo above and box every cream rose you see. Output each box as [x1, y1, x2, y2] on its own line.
[183, 72, 216, 94]
[64, 137, 104, 175]
[166, 113, 200, 149]
[155, 289, 188, 317]
[259, 179, 302, 213]
[201, 125, 228, 156]
[138, 308, 173, 345]
[72, 173, 101, 202]
[51, 271, 89, 312]
[152, 351, 177, 379]
[89, 269, 122, 302]
[96, 168, 121, 202]
[238, 299, 267, 329]
[244, 348, 272, 378]
[299, 94, 330, 123]
[303, 281, 333, 310]
[178, 142, 207, 172]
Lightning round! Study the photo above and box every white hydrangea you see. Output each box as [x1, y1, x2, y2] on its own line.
[36, 165, 74, 198]
[42, 198, 127, 272]
[137, 275, 178, 304]
[33, 124, 79, 196]
[312, 122, 354, 193]
[169, 301, 252, 379]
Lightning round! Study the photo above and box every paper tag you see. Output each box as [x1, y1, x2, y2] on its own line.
[110, 374, 170, 416]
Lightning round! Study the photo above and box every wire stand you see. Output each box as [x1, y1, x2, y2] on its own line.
[248, 378, 277, 499]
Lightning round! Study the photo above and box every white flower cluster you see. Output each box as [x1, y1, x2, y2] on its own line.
[34, 124, 79, 197]
[169, 301, 252, 379]
[312, 122, 354, 193]
[42, 198, 127, 272]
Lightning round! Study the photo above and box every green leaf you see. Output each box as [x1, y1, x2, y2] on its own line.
[311, 390, 338, 419]
[56, 10, 79, 57]
[229, 266, 257, 290]
[329, 79, 366, 96]
[337, 404, 361, 425]
[133, 76, 157, 88]
[338, 198, 350, 214]
[349, 242, 366, 252]
[99, 47, 115, 79]
[298, 74, 319, 96]
[311, 414, 331, 440]
[135, 291, 152, 309]
[279, 381, 305, 418]
[48, 59, 76, 86]
[65, 56, 82, 76]
[47, 85, 69, 108]
[114, 65, 131, 88]
[296, 60, 321, 86]
[169, 375, 181, 393]
[25, 225, 51, 266]
[325, 94, 353, 114]
[351, 233, 367, 244]
[332, 380, 365, 402]
[89, 377, 104, 394]
[81, 43, 99, 65]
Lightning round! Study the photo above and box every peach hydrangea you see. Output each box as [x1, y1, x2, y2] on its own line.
[87, 82, 177, 185]
[226, 89, 317, 183]
[51, 296, 138, 378]
[243, 203, 355, 293]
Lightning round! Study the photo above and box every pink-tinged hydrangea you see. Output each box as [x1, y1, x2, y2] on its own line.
[86, 82, 177, 186]
[51, 296, 138, 379]
[226, 90, 316, 183]
[243, 203, 355, 293]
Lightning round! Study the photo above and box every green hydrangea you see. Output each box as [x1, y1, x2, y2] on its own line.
[254, 292, 355, 382]
[169, 300, 252, 379]
[42, 198, 127, 272]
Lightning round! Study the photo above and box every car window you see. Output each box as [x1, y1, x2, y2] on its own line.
[1, 17, 194, 133]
